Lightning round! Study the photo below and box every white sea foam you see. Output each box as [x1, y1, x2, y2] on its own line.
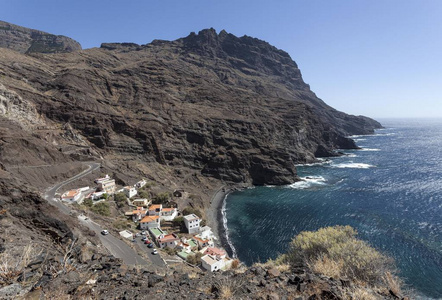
[287, 175, 326, 189]
[345, 153, 358, 158]
[353, 138, 367, 142]
[221, 194, 237, 258]
[331, 162, 375, 169]
[359, 148, 381, 151]
[295, 158, 331, 167]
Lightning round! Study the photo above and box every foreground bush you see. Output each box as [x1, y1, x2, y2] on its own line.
[284, 226, 398, 288]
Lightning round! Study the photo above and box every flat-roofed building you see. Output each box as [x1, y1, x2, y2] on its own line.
[183, 214, 201, 234]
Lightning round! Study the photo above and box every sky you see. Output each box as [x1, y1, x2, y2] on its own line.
[1, 0, 442, 118]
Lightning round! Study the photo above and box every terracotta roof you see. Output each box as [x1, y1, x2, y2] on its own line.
[62, 190, 79, 198]
[162, 208, 175, 212]
[204, 247, 226, 257]
[140, 215, 159, 223]
[149, 204, 162, 210]
[193, 236, 209, 243]
[158, 234, 179, 243]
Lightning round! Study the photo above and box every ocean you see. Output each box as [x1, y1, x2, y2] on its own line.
[223, 119, 442, 299]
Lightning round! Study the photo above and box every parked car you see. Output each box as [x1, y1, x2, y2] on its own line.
[144, 240, 151, 244]
[141, 236, 148, 241]
[147, 243, 154, 248]
[141, 231, 146, 235]
[101, 230, 109, 235]
[152, 249, 158, 255]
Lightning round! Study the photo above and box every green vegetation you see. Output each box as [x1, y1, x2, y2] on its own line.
[163, 247, 178, 256]
[83, 198, 93, 207]
[113, 218, 132, 230]
[172, 216, 184, 227]
[90, 202, 110, 216]
[182, 207, 202, 218]
[138, 190, 149, 199]
[114, 192, 127, 208]
[282, 226, 398, 288]
[101, 193, 108, 200]
[186, 252, 203, 265]
[152, 192, 170, 204]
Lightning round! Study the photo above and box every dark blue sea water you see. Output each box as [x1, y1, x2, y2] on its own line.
[224, 119, 442, 299]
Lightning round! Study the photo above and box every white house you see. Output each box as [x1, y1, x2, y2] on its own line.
[132, 198, 151, 207]
[94, 174, 110, 184]
[61, 189, 81, 202]
[123, 186, 137, 199]
[158, 233, 180, 249]
[193, 235, 213, 249]
[148, 204, 162, 216]
[160, 207, 178, 221]
[139, 215, 160, 230]
[125, 207, 147, 222]
[201, 247, 232, 272]
[199, 226, 215, 240]
[98, 179, 116, 194]
[201, 254, 224, 272]
[135, 179, 147, 189]
[184, 214, 201, 234]
[90, 191, 105, 200]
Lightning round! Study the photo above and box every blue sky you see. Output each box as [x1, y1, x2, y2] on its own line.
[2, 1, 441, 118]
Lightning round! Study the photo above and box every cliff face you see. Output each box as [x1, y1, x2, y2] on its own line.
[0, 20, 81, 54]
[0, 26, 380, 187]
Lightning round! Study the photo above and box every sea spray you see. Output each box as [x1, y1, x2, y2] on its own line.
[221, 193, 237, 258]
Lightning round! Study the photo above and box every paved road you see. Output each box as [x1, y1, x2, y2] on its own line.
[43, 162, 148, 266]
[78, 216, 147, 265]
[134, 235, 165, 267]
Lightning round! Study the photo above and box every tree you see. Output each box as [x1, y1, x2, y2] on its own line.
[101, 193, 108, 200]
[138, 190, 149, 199]
[114, 192, 127, 208]
[91, 202, 110, 216]
[172, 216, 184, 228]
[153, 192, 170, 204]
[83, 198, 93, 207]
[182, 207, 202, 218]
[186, 252, 203, 265]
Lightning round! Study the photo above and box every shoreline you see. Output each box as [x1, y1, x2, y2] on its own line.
[207, 184, 247, 258]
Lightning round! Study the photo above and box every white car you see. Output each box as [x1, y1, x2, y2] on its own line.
[152, 249, 158, 255]
[101, 230, 109, 235]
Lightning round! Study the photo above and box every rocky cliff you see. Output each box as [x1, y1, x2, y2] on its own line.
[0, 20, 81, 54]
[0, 25, 380, 188]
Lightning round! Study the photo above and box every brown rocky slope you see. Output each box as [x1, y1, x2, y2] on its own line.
[0, 24, 381, 188]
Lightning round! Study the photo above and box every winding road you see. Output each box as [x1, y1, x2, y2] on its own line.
[43, 162, 149, 266]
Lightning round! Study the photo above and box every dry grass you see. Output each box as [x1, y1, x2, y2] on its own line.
[346, 287, 381, 300]
[384, 271, 402, 296]
[0, 243, 41, 285]
[214, 277, 246, 299]
[310, 255, 344, 279]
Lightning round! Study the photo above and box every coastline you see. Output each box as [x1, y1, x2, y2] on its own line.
[207, 184, 245, 258]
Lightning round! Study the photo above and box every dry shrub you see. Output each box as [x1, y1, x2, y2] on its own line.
[231, 259, 240, 269]
[0, 244, 40, 285]
[214, 277, 245, 299]
[310, 255, 344, 279]
[346, 287, 381, 300]
[285, 226, 397, 288]
[384, 271, 402, 296]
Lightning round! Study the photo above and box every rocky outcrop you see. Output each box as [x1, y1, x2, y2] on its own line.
[0, 20, 81, 54]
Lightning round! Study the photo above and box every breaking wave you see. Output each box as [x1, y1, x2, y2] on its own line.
[331, 162, 375, 169]
[287, 175, 327, 189]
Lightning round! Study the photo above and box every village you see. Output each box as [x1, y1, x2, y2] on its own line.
[60, 174, 235, 272]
